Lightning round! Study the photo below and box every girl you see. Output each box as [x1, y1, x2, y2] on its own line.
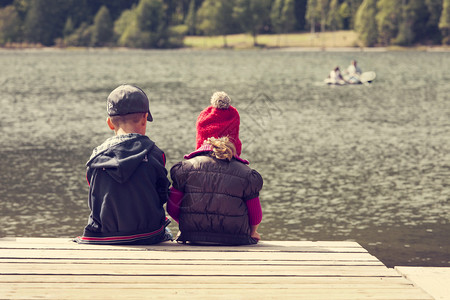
[167, 91, 263, 245]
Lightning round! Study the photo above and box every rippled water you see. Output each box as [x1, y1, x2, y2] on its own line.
[1, 49, 449, 267]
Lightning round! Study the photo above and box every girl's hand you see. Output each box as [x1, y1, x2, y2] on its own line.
[250, 225, 260, 241]
[251, 231, 261, 241]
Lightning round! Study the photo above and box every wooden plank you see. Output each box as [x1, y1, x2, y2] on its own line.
[0, 238, 435, 300]
[0, 287, 433, 300]
[0, 243, 367, 253]
[0, 282, 417, 289]
[0, 238, 362, 248]
[0, 249, 378, 262]
[0, 239, 367, 253]
[396, 267, 450, 300]
[0, 275, 414, 285]
[0, 263, 401, 277]
[0, 258, 384, 266]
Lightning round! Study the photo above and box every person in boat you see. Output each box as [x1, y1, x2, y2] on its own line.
[346, 60, 362, 76]
[167, 91, 263, 245]
[75, 84, 172, 245]
[344, 60, 363, 83]
[328, 66, 345, 84]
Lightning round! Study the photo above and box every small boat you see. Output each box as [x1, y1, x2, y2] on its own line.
[325, 71, 376, 85]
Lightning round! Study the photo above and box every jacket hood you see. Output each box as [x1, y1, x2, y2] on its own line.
[87, 134, 155, 183]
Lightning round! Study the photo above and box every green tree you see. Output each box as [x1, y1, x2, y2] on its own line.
[62, 0, 139, 28]
[137, 0, 165, 34]
[12, 0, 31, 22]
[91, 6, 113, 46]
[318, 0, 330, 32]
[117, 0, 166, 48]
[271, 0, 296, 37]
[306, 0, 319, 33]
[327, 0, 343, 31]
[338, 1, 351, 29]
[306, 0, 329, 33]
[409, 0, 431, 41]
[23, 0, 69, 46]
[1, 0, 188, 48]
[270, 0, 284, 35]
[63, 17, 75, 38]
[376, 0, 401, 46]
[282, 0, 297, 33]
[114, 0, 184, 48]
[439, 0, 450, 44]
[197, 0, 234, 47]
[0, 5, 20, 45]
[60, 0, 92, 31]
[114, 8, 135, 44]
[185, 0, 197, 35]
[355, 0, 378, 46]
[233, 0, 271, 46]
[294, 0, 308, 31]
[426, 0, 443, 28]
[116, 19, 141, 47]
[341, 0, 363, 29]
[424, 0, 443, 43]
[394, 0, 428, 46]
[64, 22, 93, 47]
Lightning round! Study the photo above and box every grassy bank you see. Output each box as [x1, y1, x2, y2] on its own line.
[2, 30, 448, 51]
[184, 30, 360, 49]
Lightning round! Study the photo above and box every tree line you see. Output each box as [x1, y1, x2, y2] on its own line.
[0, 0, 449, 48]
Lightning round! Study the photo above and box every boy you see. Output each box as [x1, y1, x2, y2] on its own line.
[76, 84, 172, 245]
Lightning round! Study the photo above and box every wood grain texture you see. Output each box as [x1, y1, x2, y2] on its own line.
[0, 238, 433, 299]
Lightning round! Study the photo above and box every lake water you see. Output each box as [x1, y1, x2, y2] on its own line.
[0, 48, 449, 267]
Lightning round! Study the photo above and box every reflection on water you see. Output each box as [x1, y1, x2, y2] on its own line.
[0, 49, 449, 267]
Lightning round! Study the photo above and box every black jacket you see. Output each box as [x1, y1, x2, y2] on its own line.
[76, 133, 170, 245]
[171, 152, 263, 245]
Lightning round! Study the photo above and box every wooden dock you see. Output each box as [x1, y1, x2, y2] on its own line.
[0, 238, 434, 299]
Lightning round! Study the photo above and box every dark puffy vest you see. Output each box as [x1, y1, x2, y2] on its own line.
[170, 154, 263, 245]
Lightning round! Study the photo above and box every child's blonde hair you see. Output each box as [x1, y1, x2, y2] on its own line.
[206, 137, 236, 161]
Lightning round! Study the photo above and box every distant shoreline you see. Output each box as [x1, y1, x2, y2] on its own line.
[1, 46, 449, 52]
[276, 46, 450, 52]
[1, 30, 449, 52]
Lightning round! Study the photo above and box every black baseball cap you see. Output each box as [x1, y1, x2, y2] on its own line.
[107, 84, 153, 122]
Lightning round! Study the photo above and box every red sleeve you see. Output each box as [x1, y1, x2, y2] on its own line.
[246, 197, 262, 226]
[167, 186, 184, 223]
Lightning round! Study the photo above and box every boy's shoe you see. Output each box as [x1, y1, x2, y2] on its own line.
[162, 227, 174, 242]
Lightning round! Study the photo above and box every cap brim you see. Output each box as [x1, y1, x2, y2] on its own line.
[147, 110, 153, 122]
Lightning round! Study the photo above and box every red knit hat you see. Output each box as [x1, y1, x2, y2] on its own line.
[196, 92, 242, 156]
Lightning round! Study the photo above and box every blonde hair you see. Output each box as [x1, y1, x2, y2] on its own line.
[206, 137, 236, 161]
